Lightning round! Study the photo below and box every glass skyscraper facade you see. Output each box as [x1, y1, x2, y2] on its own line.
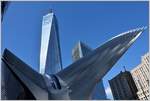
[39, 12, 62, 75]
[72, 41, 107, 99]
[109, 71, 138, 100]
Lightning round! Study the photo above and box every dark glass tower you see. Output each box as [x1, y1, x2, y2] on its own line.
[109, 71, 139, 100]
[39, 12, 62, 75]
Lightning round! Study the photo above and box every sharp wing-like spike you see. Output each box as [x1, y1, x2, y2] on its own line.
[56, 27, 145, 99]
[2, 49, 48, 99]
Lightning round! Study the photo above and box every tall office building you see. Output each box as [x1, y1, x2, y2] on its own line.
[131, 52, 149, 100]
[72, 41, 92, 61]
[72, 41, 107, 99]
[39, 12, 62, 75]
[109, 71, 138, 100]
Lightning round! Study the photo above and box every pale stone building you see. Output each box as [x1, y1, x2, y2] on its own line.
[131, 52, 149, 100]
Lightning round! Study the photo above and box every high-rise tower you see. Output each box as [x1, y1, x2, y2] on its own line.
[39, 12, 62, 75]
[72, 41, 107, 99]
[109, 71, 138, 100]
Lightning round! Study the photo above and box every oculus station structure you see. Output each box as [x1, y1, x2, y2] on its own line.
[1, 12, 146, 100]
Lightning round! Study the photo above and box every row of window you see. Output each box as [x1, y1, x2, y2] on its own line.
[138, 90, 149, 98]
[140, 95, 149, 100]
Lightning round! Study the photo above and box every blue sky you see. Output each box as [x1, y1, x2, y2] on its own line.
[2, 1, 149, 99]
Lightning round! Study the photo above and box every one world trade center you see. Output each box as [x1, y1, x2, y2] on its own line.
[39, 11, 62, 75]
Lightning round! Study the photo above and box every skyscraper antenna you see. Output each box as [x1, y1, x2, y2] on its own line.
[49, 9, 53, 13]
[123, 66, 126, 71]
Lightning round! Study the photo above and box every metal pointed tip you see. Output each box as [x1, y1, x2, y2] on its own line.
[142, 26, 147, 30]
[135, 26, 147, 32]
[139, 26, 147, 31]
